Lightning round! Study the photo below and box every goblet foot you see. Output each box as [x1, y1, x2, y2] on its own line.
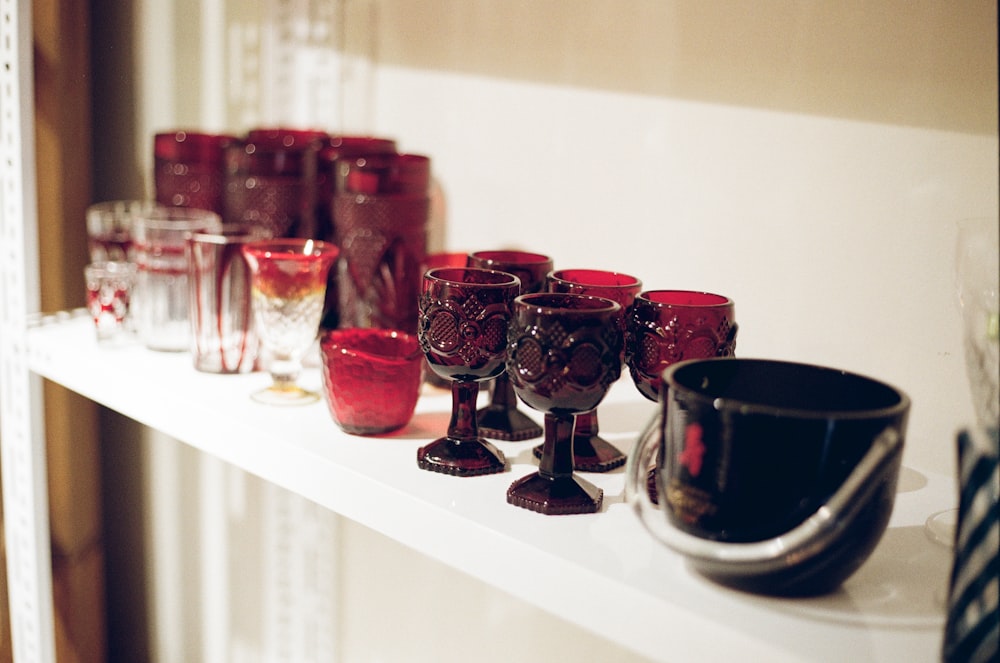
[250, 384, 321, 406]
[531, 434, 626, 472]
[507, 473, 603, 515]
[925, 509, 957, 548]
[417, 437, 507, 477]
[477, 405, 543, 441]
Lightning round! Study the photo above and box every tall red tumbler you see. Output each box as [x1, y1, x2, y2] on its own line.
[332, 153, 431, 334]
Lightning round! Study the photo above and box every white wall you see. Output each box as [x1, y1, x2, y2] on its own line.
[366, 1, 997, 477]
[120, 2, 997, 662]
[336, 3, 997, 661]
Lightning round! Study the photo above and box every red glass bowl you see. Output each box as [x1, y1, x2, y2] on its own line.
[320, 328, 423, 435]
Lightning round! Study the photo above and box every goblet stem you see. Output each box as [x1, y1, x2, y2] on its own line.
[252, 352, 319, 405]
[448, 379, 480, 441]
[507, 412, 603, 515]
[477, 374, 544, 441]
[537, 412, 575, 478]
[532, 408, 627, 472]
[268, 354, 301, 386]
[416, 380, 507, 476]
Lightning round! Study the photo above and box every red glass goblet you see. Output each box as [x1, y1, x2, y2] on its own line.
[506, 293, 623, 515]
[625, 289, 737, 501]
[242, 239, 340, 405]
[420, 251, 475, 389]
[540, 268, 642, 471]
[626, 290, 737, 402]
[417, 267, 521, 476]
[466, 250, 553, 441]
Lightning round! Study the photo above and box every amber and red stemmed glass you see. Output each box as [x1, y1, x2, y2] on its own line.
[542, 268, 642, 471]
[242, 239, 340, 405]
[506, 293, 623, 515]
[466, 250, 553, 441]
[625, 289, 737, 500]
[416, 267, 521, 476]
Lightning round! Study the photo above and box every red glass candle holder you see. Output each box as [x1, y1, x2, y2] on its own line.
[319, 328, 423, 435]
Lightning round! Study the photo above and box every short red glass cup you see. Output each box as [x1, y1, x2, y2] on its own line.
[320, 328, 423, 435]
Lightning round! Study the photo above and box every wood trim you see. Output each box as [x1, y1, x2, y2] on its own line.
[32, 1, 105, 662]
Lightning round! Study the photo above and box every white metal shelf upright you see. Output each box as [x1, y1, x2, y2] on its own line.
[0, 1, 57, 662]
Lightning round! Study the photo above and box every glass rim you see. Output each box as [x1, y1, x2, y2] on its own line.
[468, 249, 554, 267]
[84, 260, 137, 274]
[320, 328, 422, 362]
[665, 357, 910, 421]
[639, 289, 734, 308]
[241, 238, 339, 259]
[548, 268, 642, 289]
[514, 291, 622, 315]
[188, 225, 273, 244]
[424, 266, 521, 288]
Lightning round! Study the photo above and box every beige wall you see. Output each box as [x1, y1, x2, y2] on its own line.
[377, 0, 997, 136]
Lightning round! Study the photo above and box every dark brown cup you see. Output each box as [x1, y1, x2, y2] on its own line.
[626, 357, 910, 596]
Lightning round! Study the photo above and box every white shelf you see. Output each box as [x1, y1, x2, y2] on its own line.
[28, 314, 956, 662]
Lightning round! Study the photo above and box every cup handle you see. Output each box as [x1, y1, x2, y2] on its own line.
[624, 419, 902, 574]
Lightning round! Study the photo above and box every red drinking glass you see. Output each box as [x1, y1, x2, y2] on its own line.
[319, 328, 423, 435]
[316, 135, 398, 331]
[333, 153, 431, 333]
[154, 131, 235, 216]
[506, 293, 623, 515]
[467, 250, 554, 442]
[416, 267, 521, 476]
[316, 136, 397, 240]
[225, 130, 324, 239]
[187, 226, 272, 374]
[543, 268, 643, 472]
[86, 200, 156, 263]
